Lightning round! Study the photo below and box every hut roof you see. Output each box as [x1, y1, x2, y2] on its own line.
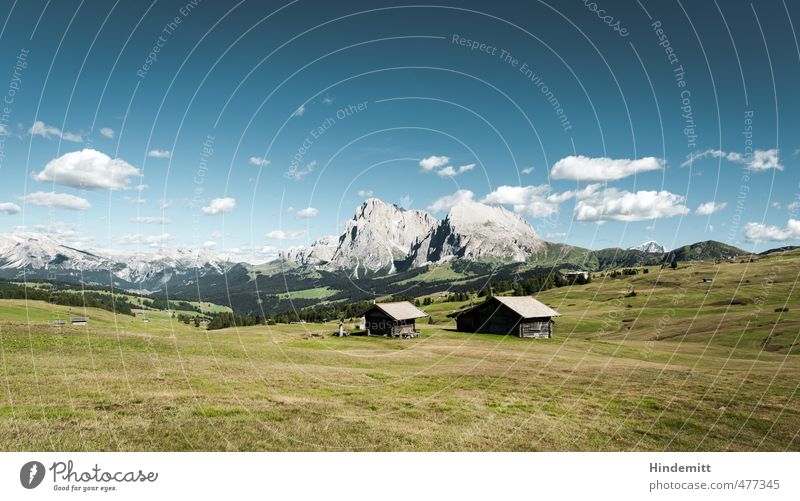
[364, 301, 428, 321]
[454, 296, 561, 319]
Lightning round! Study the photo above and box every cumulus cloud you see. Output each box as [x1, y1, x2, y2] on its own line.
[296, 207, 318, 218]
[419, 155, 449, 171]
[202, 241, 217, 248]
[129, 216, 171, 224]
[202, 197, 236, 215]
[147, 149, 171, 159]
[481, 185, 559, 218]
[695, 201, 728, 215]
[551, 155, 664, 181]
[573, 188, 689, 222]
[19, 191, 91, 210]
[788, 201, 800, 213]
[357, 189, 373, 198]
[99, 127, 114, 139]
[744, 219, 800, 242]
[521, 166, 535, 174]
[428, 189, 474, 212]
[285, 160, 315, 181]
[682, 148, 783, 171]
[437, 163, 476, 178]
[265, 229, 306, 240]
[29, 121, 83, 142]
[249, 156, 270, 166]
[0, 202, 21, 214]
[118, 233, 173, 247]
[34, 149, 141, 190]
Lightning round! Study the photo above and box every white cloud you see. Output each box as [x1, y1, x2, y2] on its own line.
[545, 183, 602, 204]
[122, 196, 146, 205]
[285, 160, 315, 181]
[135, 184, 148, 191]
[202, 241, 217, 248]
[0, 124, 8, 135]
[750, 149, 782, 170]
[521, 166, 535, 175]
[419, 155, 449, 171]
[293, 105, 306, 117]
[682, 148, 783, 171]
[210, 231, 223, 239]
[0, 202, 21, 214]
[357, 190, 373, 198]
[118, 233, 173, 247]
[695, 201, 728, 215]
[428, 189, 474, 212]
[436, 166, 457, 177]
[156, 199, 171, 210]
[202, 197, 236, 216]
[249, 156, 270, 166]
[29, 121, 82, 142]
[296, 207, 318, 218]
[322, 96, 333, 105]
[437, 163, 476, 177]
[481, 185, 559, 218]
[147, 149, 171, 159]
[551, 155, 664, 181]
[772, 201, 781, 209]
[573, 188, 689, 222]
[398, 195, 413, 209]
[265, 229, 306, 240]
[34, 149, 141, 190]
[744, 219, 800, 242]
[788, 201, 800, 213]
[99, 127, 114, 139]
[19, 191, 91, 210]
[129, 216, 171, 224]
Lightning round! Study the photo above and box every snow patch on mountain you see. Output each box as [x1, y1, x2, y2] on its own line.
[628, 240, 665, 253]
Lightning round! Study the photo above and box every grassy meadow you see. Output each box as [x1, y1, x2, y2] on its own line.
[0, 250, 798, 451]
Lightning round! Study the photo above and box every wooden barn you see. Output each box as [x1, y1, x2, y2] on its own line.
[451, 296, 560, 338]
[361, 301, 428, 338]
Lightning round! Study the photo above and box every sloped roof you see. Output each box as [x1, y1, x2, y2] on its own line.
[365, 301, 428, 321]
[454, 296, 560, 319]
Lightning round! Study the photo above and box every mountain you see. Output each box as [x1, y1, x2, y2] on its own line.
[664, 240, 746, 262]
[282, 235, 339, 266]
[410, 201, 546, 266]
[0, 231, 235, 291]
[628, 240, 665, 254]
[325, 198, 438, 276]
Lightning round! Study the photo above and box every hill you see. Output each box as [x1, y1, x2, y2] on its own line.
[0, 248, 797, 451]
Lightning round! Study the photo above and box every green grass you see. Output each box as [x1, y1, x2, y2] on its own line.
[0, 251, 798, 451]
[277, 286, 336, 300]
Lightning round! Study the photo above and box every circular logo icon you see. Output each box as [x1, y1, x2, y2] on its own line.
[20, 461, 45, 489]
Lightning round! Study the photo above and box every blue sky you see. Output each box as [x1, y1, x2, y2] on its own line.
[0, 0, 798, 261]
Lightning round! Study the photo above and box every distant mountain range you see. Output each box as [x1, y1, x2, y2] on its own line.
[0, 198, 755, 314]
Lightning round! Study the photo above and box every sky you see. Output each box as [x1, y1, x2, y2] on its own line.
[0, 0, 798, 262]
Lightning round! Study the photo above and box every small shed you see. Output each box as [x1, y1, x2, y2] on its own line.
[70, 317, 89, 325]
[361, 301, 428, 338]
[451, 296, 560, 338]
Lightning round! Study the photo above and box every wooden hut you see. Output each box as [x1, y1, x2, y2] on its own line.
[361, 301, 428, 338]
[451, 296, 560, 338]
[70, 317, 89, 326]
